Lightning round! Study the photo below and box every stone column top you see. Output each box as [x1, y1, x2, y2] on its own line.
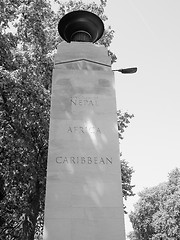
[55, 42, 111, 67]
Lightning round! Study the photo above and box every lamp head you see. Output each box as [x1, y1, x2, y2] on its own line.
[113, 67, 138, 74]
[58, 10, 104, 43]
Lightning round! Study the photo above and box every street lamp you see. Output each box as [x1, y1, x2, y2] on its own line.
[113, 67, 137, 74]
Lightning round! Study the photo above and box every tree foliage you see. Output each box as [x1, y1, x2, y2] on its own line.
[117, 110, 134, 140]
[0, 0, 134, 239]
[129, 168, 180, 240]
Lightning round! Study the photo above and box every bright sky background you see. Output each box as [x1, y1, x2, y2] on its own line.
[51, 0, 180, 237]
[104, 0, 180, 235]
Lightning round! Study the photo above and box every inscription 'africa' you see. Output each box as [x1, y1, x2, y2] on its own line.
[67, 126, 101, 134]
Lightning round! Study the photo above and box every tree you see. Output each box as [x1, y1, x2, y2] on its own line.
[117, 110, 134, 140]
[117, 110, 135, 213]
[127, 231, 139, 240]
[129, 168, 180, 240]
[0, 0, 134, 239]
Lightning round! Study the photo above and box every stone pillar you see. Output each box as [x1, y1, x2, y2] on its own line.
[43, 41, 126, 240]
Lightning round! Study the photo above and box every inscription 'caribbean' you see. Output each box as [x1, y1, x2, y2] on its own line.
[71, 96, 98, 107]
[56, 156, 112, 165]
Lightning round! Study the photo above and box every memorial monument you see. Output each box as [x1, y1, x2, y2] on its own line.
[43, 10, 126, 240]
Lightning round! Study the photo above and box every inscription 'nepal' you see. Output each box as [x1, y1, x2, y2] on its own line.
[71, 96, 98, 107]
[67, 126, 101, 134]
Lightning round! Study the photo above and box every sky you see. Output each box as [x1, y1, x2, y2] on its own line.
[104, 0, 180, 235]
[51, 0, 180, 236]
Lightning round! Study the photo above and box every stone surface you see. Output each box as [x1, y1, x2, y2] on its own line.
[55, 42, 111, 67]
[43, 42, 126, 240]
